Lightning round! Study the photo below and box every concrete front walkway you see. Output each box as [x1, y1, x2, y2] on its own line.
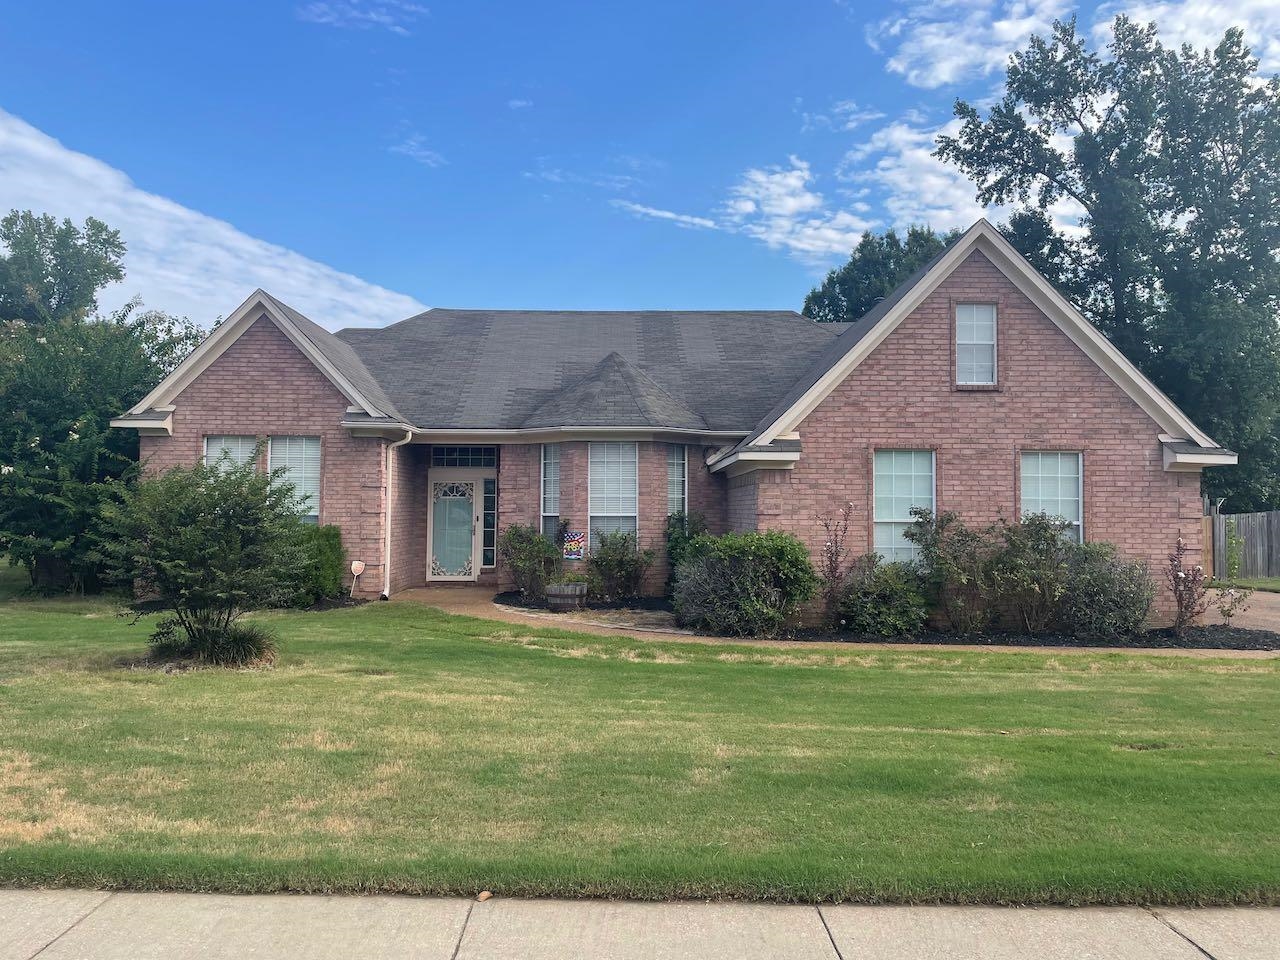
[3, 891, 1278, 959]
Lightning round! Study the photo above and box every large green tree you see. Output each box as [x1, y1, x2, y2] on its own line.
[936, 18, 1280, 510]
[0, 210, 200, 591]
[803, 226, 960, 323]
[0, 212, 126, 325]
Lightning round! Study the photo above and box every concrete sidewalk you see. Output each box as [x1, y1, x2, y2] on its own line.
[3, 891, 1278, 960]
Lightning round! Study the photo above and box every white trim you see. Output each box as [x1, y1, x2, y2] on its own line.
[707, 449, 801, 476]
[1163, 446, 1238, 472]
[751, 220, 1220, 450]
[110, 412, 173, 435]
[425, 467, 490, 583]
[345, 425, 748, 442]
[126, 290, 385, 418]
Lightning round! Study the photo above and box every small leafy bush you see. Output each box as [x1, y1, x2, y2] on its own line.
[1061, 542, 1155, 640]
[294, 524, 346, 606]
[587, 530, 655, 601]
[665, 511, 709, 593]
[1166, 536, 1209, 636]
[904, 508, 996, 633]
[497, 524, 560, 600]
[837, 554, 929, 638]
[673, 554, 786, 637]
[816, 502, 856, 628]
[673, 531, 818, 636]
[99, 453, 308, 664]
[991, 513, 1075, 634]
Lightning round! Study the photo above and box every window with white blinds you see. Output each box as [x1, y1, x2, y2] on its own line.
[956, 303, 997, 385]
[588, 441, 638, 544]
[873, 449, 935, 562]
[269, 436, 321, 522]
[1021, 451, 1083, 542]
[540, 443, 561, 539]
[667, 443, 688, 515]
[203, 435, 257, 472]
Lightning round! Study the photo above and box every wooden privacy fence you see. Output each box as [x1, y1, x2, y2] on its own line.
[1207, 510, 1280, 579]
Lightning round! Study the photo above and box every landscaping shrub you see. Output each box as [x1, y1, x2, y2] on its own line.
[837, 554, 929, 638]
[1061, 542, 1155, 640]
[587, 530, 655, 601]
[673, 531, 818, 636]
[1166, 536, 1209, 636]
[664, 510, 708, 593]
[673, 554, 786, 637]
[497, 524, 561, 601]
[99, 453, 308, 665]
[904, 508, 996, 633]
[294, 524, 346, 606]
[990, 513, 1075, 634]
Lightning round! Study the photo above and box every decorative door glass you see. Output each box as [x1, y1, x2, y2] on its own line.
[431, 481, 475, 577]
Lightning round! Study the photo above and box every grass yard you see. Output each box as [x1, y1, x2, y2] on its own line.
[1229, 577, 1280, 593]
[1, 565, 1278, 905]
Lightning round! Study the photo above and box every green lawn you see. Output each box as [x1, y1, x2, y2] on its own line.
[1, 565, 1278, 905]
[1227, 577, 1280, 593]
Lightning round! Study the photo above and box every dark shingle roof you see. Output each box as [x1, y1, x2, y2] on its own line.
[334, 309, 850, 432]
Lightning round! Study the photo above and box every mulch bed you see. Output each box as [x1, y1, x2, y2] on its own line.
[793, 624, 1280, 651]
[492, 592, 1278, 651]
[302, 595, 370, 612]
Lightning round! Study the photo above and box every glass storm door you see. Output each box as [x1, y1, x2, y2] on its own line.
[430, 480, 477, 579]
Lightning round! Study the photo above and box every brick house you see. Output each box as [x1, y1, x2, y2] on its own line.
[112, 221, 1235, 607]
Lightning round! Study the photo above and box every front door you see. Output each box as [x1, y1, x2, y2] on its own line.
[429, 479, 478, 580]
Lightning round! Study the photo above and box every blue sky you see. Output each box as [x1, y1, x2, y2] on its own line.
[0, 0, 1276, 329]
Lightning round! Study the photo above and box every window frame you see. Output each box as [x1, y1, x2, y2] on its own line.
[267, 435, 322, 523]
[955, 302, 998, 387]
[540, 443, 561, 541]
[1020, 450, 1084, 542]
[202, 435, 258, 471]
[587, 440, 639, 548]
[872, 449, 936, 563]
[666, 443, 688, 516]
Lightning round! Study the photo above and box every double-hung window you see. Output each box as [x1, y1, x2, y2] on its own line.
[1021, 451, 1083, 542]
[540, 443, 561, 540]
[588, 441, 638, 544]
[203, 435, 257, 472]
[666, 443, 688, 515]
[873, 450, 935, 562]
[956, 303, 997, 385]
[268, 435, 322, 523]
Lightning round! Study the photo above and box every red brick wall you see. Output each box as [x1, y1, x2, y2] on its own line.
[388, 443, 428, 594]
[752, 250, 1202, 621]
[138, 314, 388, 596]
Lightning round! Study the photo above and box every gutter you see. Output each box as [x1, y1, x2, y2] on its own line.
[381, 429, 414, 599]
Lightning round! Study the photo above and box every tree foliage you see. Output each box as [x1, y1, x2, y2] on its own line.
[100, 452, 310, 658]
[0, 212, 126, 325]
[803, 226, 960, 323]
[936, 17, 1280, 510]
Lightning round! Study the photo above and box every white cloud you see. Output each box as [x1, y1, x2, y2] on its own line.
[0, 109, 426, 330]
[390, 133, 446, 167]
[507, 98, 534, 110]
[866, 0, 1070, 88]
[723, 157, 875, 258]
[798, 98, 886, 132]
[522, 160, 638, 192]
[1094, 0, 1280, 73]
[296, 0, 427, 36]
[610, 200, 717, 230]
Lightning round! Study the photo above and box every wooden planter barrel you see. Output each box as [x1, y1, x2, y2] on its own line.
[545, 582, 588, 612]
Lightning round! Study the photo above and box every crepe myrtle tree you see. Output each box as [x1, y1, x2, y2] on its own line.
[100, 448, 310, 663]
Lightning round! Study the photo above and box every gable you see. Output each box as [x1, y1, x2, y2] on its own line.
[740, 220, 1223, 452]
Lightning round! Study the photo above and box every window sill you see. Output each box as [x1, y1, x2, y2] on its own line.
[955, 383, 1001, 392]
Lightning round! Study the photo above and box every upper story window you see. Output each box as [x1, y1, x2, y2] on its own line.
[956, 303, 997, 385]
[431, 445, 497, 468]
[540, 443, 561, 540]
[873, 449, 934, 563]
[1021, 451, 1083, 542]
[666, 443, 688, 515]
[588, 441, 638, 545]
[203, 435, 257, 472]
[269, 435, 321, 523]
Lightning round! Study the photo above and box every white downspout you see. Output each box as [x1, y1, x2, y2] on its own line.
[381, 429, 414, 599]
